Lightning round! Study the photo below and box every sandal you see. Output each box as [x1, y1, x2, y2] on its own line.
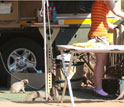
[94, 88, 109, 97]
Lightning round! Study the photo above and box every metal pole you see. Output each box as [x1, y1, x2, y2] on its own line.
[42, 0, 48, 100]
[60, 50, 75, 107]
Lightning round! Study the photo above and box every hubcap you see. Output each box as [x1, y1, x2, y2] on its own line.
[7, 48, 37, 72]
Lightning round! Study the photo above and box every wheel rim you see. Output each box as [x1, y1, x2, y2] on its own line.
[7, 48, 37, 72]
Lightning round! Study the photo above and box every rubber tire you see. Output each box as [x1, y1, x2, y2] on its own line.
[0, 38, 44, 87]
[1, 38, 44, 71]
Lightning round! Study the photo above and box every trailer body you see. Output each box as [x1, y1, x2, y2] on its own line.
[0, 0, 122, 89]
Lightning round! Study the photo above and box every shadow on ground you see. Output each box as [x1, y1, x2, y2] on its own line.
[0, 87, 118, 102]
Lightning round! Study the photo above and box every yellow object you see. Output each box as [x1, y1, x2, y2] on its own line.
[86, 39, 96, 47]
[108, 33, 114, 44]
[73, 43, 87, 47]
[62, 18, 118, 25]
[107, 18, 118, 24]
[64, 19, 91, 24]
[73, 39, 96, 48]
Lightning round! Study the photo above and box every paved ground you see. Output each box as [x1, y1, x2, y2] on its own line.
[0, 87, 124, 107]
[0, 87, 117, 102]
[0, 100, 124, 107]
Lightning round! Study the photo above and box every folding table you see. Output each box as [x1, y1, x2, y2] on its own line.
[57, 45, 124, 107]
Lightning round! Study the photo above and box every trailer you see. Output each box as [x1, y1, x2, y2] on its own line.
[0, 0, 122, 95]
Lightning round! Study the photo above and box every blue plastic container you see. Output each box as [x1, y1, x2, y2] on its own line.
[52, 7, 57, 22]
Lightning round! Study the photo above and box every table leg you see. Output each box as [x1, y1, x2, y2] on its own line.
[61, 80, 68, 103]
[60, 50, 75, 107]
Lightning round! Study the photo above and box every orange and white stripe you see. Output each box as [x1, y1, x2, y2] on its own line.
[88, 0, 110, 37]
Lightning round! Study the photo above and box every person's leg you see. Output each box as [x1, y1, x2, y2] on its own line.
[94, 53, 108, 96]
[94, 53, 107, 89]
